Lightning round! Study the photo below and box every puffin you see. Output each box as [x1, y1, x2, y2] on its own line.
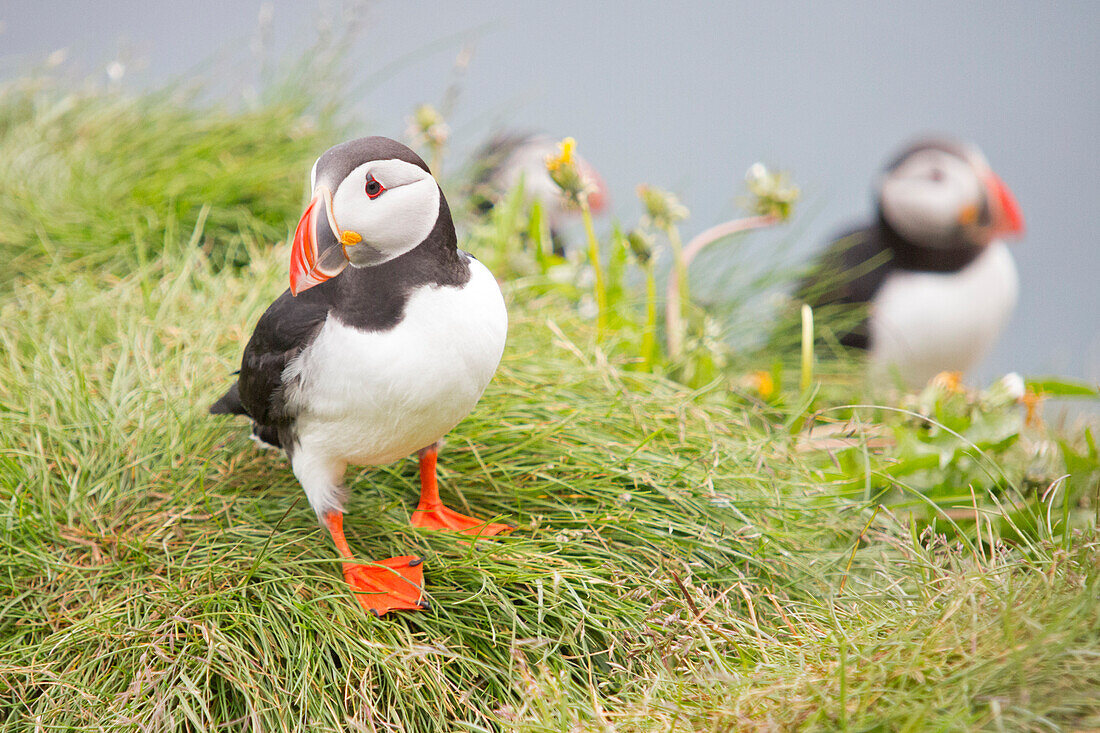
[800, 139, 1025, 386]
[467, 131, 607, 254]
[210, 136, 511, 616]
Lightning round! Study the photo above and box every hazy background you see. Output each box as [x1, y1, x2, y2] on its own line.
[2, 1, 1097, 383]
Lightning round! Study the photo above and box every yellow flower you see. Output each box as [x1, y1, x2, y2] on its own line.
[748, 370, 775, 399]
[930, 371, 964, 393]
[545, 137, 593, 207]
[545, 137, 576, 173]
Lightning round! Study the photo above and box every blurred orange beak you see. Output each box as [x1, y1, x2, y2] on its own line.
[986, 173, 1024, 238]
[581, 163, 609, 214]
[289, 187, 349, 296]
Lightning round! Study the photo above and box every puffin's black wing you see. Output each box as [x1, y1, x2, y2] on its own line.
[210, 285, 333, 448]
[796, 224, 895, 349]
[209, 382, 245, 415]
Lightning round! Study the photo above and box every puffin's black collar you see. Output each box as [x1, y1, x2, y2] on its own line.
[875, 212, 985, 272]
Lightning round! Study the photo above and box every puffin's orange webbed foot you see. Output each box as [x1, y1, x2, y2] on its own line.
[343, 556, 427, 616]
[324, 511, 427, 616]
[412, 444, 513, 537]
[410, 503, 514, 536]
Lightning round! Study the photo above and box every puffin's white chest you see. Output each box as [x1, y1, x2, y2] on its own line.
[869, 243, 1018, 386]
[287, 258, 507, 465]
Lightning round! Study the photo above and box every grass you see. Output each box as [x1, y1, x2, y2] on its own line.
[1, 75, 1098, 732]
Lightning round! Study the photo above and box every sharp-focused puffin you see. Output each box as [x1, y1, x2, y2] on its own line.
[468, 132, 607, 254]
[801, 139, 1025, 386]
[211, 136, 510, 615]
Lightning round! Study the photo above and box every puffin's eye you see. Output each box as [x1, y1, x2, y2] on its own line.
[928, 168, 945, 182]
[365, 174, 384, 199]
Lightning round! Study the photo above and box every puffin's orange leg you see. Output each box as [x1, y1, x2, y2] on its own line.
[322, 511, 426, 616]
[410, 445, 513, 536]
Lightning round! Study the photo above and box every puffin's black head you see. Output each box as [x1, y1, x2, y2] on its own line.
[876, 139, 1024, 251]
[290, 137, 444, 295]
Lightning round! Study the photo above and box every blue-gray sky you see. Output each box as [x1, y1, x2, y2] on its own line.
[3, 1, 1097, 382]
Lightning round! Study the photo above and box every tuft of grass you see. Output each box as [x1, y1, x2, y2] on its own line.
[0, 78, 1097, 732]
[0, 76, 339, 282]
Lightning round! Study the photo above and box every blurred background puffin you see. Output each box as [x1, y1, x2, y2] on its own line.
[799, 139, 1025, 386]
[211, 136, 510, 616]
[466, 131, 607, 255]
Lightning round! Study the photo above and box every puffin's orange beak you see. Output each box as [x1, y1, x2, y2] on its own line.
[582, 163, 609, 214]
[289, 187, 349, 296]
[986, 173, 1024, 238]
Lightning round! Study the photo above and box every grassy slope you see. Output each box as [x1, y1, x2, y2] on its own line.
[0, 82, 1097, 732]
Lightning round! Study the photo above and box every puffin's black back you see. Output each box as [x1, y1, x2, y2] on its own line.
[798, 212, 988, 349]
[795, 223, 894, 349]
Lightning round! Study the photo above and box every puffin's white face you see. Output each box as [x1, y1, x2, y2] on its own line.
[330, 159, 441, 268]
[879, 148, 986, 248]
[290, 139, 444, 296]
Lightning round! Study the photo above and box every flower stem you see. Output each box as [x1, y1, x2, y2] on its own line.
[642, 260, 658, 370]
[580, 199, 608, 336]
[665, 225, 688, 359]
[680, 215, 779, 265]
[664, 214, 779, 361]
[800, 303, 814, 391]
[528, 200, 550, 273]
